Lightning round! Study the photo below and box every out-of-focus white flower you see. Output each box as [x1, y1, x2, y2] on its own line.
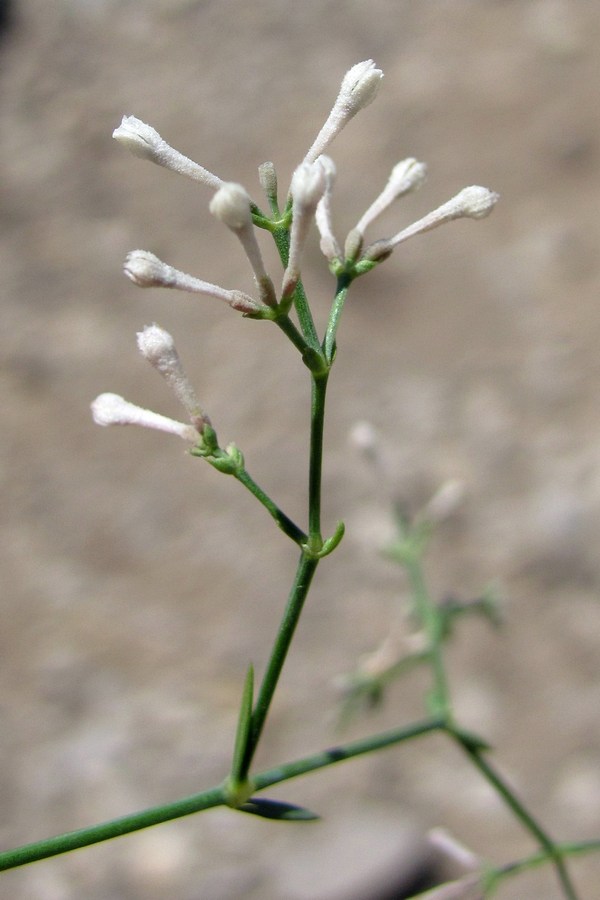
[123, 250, 263, 314]
[136, 325, 207, 431]
[91, 393, 199, 442]
[423, 479, 466, 524]
[364, 185, 499, 261]
[210, 183, 276, 307]
[315, 156, 342, 263]
[113, 116, 223, 189]
[303, 60, 383, 164]
[428, 827, 481, 872]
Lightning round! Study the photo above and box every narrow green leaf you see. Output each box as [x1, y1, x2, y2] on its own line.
[238, 798, 320, 821]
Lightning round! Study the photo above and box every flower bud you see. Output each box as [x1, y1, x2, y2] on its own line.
[338, 59, 383, 115]
[354, 158, 427, 238]
[113, 115, 223, 189]
[124, 250, 176, 287]
[363, 185, 499, 259]
[91, 393, 199, 442]
[258, 161, 278, 205]
[136, 324, 206, 429]
[209, 182, 252, 231]
[209, 183, 275, 305]
[281, 160, 327, 297]
[123, 250, 264, 314]
[315, 156, 342, 262]
[303, 60, 383, 164]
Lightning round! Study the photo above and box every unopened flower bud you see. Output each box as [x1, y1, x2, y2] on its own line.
[289, 160, 327, 208]
[136, 324, 207, 430]
[258, 161, 278, 205]
[315, 156, 342, 262]
[91, 393, 199, 442]
[124, 250, 176, 287]
[304, 60, 384, 164]
[113, 116, 223, 189]
[363, 185, 499, 260]
[210, 184, 275, 306]
[354, 158, 427, 238]
[209, 182, 252, 231]
[339, 59, 383, 113]
[123, 250, 264, 314]
[282, 160, 327, 296]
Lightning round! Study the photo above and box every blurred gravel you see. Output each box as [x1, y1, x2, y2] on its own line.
[1, 1, 600, 898]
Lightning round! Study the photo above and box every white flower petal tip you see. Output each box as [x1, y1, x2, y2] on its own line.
[209, 183, 252, 230]
[339, 60, 384, 113]
[136, 323, 177, 367]
[453, 185, 500, 219]
[112, 116, 163, 160]
[124, 250, 174, 287]
[290, 160, 327, 208]
[91, 393, 199, 442]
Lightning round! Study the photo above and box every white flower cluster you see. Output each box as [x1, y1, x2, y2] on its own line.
[94, 60, 498, 442]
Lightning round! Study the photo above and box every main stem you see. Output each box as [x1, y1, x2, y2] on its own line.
[243, 371, 329, 774]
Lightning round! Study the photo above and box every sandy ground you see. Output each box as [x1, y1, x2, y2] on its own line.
[2, 1, 600, 898]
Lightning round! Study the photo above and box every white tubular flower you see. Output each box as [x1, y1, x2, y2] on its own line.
[113, 116, 223, 189]
[354, 158, 428, 238]
[91, 393, 199, 442]
[123, 250, 263, 314]
[281, 160, 327, 296]
[136, 325, 208, 431]
[364, 185, 500, 261]
[303, 60, 383, 164]
[209, 183, 276, 307]
[315, 156, 342, 263]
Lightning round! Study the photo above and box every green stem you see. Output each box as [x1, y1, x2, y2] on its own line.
[235, 468, 307, 546]
[241, 369, 329, 775]
[274, 312, 313, 359]
[456, 740, 578, 900]
[271, 227, 320, 349]
[323, 276, 351, 364]
[308, 374, 328, 543]
[491, 838, 600, 889]
[0, 718, 443, 872]
[242, 552, 319, 776]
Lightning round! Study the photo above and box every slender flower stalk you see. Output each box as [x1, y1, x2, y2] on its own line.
[364, 185, 500, 261]
[136, 324, 209, 432]
[91, 393, 199, 442]
[113, 116, 223, 189]
[210, 183, 277, 307]
[123, 250, 263, 313]
[303, 60, 383, 164]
